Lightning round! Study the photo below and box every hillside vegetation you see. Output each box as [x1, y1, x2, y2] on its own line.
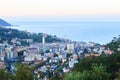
[0, 27, 65, 44]
[51, 36, 120, 80]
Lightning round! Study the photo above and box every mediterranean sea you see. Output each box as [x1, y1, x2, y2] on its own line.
[9, 19, 120, 44]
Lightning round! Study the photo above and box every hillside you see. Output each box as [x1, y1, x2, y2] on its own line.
[51, 36, 120, 80]
[0, 19, 11, 26]
[0, 27, 67, 45]
[106, 35, 120, 52]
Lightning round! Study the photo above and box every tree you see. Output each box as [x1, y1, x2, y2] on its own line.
[115, 69, 120, 80]
[46, 49, 50, 53]
[91, 64, 110, 80]
[63, 64, 110, 80]
[63, 71, 91, 80]
[106, 36, 120, 52]
[0, 69, 14, 80]
[14, 63, 34, 80]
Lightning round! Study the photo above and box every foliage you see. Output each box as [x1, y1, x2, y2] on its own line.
[45, 49, 50, 53]
[106, 36, 120, 52]
[0, 27, 63, 45]
[91, 64, 110, 80]
[14, 63, 34, 80]
[63, 64, 110, 80]
[0, 63, 34, 80]
[73, 51, 120, 80]
[50, 75, 63, 80]
[115, 69, 120, 80]
[63, 71, 91, 80]
[0, 69, 14, 80]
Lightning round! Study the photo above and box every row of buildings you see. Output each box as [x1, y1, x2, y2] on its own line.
[0, 40, 113, 79]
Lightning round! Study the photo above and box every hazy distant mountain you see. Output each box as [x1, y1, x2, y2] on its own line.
[0, 19, 11, 26]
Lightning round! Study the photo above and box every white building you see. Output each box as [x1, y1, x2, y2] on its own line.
[24, 53, 42, 61]
[67, 43, 74, 53]
[69, 59, 78, 68]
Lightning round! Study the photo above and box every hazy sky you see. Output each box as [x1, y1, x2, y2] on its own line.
[1, 0, 120, 44]
[0, 0, 120, 17]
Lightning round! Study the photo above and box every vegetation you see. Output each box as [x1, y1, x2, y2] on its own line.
[50, 36, 120, 80]
[0, 63, 34, 80]
[0, 69, 14, 80]
[0, 27, 63, 45]
[60, 51, 120, 80]
[64, 64, 110, 80]
[106, 35, 120, 52]
[1, 26, 120, 80]
[14, 63, 34, 80]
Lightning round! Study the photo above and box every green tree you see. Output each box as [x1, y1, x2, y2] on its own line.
[14, 63, 34, 80]
[46, 49, 50, 53]
[91, 64, 110, 80]
[0, 69, 14, 80]
[106, 36, 120, 52]
[63, 71, 91, 80]
[63, 64, 110, 80]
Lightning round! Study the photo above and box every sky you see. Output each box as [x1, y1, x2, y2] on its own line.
[0, 0, 120, 17]
[0, 0, 120, 44]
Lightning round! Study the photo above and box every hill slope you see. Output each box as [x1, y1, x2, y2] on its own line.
[0, 27, 67, 45]
[0, 19, 11, 26]
[106, 36, 120, 52]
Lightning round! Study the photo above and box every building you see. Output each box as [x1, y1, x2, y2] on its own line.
[67, 43, 74, 54]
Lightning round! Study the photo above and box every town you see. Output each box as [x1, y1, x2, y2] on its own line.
[0, 28, 113, 80]
[0, 0, 120, 79]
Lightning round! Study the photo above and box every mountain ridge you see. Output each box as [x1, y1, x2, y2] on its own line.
[0, 18, 11, 26]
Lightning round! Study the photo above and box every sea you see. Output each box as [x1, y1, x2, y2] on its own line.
[7, 19, 120, 44]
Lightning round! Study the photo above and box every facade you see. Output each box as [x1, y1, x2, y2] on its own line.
[67, 43, 74, 54]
